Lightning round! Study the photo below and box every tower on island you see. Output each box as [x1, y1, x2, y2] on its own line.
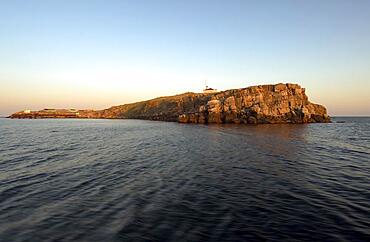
[203, 80, 218, 94]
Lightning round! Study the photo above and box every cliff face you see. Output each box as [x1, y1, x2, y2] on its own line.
[10, 83, 330, 124]
[177, 83, 330, 124]
[84, 83, 330, 124]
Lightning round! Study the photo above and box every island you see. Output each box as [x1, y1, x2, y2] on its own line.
[10, 83, 330, 124]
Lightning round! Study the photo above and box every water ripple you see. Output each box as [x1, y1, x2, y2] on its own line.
[0, 118, 369, 242]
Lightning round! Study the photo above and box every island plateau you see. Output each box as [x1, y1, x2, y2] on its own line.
[10, 83, 330, 124]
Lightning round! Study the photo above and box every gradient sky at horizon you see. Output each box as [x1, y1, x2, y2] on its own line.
[1, 0, 369, 116]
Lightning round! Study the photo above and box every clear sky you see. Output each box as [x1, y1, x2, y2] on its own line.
[1, 0, 369, 116]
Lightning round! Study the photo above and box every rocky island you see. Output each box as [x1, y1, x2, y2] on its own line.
[10, 83, 330, 124]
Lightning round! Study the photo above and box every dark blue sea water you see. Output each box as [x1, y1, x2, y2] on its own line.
[0, 117, 369, 242]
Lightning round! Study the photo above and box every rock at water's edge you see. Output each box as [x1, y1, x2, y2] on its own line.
[10, 83, 330, 124]
[177, 83, 330, 124]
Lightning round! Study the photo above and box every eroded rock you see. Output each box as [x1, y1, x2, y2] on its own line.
[10, 83, 330, 124]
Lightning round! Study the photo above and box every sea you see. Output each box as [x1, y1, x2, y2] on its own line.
[0, 117, 369, 242]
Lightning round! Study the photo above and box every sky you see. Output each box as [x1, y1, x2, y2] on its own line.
[0, 0, 369, 116]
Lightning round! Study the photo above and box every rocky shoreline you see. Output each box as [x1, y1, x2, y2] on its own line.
[10, 83, 330, 124]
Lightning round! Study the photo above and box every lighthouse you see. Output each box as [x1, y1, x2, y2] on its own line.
[203, 80, 218, 94]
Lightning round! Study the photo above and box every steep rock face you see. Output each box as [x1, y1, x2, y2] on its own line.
[91, 83, 329, 124]
[178, 83, 330, 124]
[10, 83, 330, 124]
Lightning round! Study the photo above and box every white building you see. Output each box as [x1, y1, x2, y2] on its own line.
[203, 86, 218, 94]
[203, 80, 218, 94]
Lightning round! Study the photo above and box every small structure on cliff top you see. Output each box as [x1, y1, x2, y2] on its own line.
[10, 83, 330, 124]
[203, 80, 218, 94]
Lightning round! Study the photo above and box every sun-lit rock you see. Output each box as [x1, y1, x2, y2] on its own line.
[10, 83, 330, 124]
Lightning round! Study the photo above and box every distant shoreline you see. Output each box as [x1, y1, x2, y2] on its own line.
[6, 83, 332, 124]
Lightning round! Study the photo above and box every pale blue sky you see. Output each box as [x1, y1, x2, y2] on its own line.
[1, 0, 369, 116]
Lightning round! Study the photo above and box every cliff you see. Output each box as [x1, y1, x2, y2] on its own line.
[10, 83, 330, 124]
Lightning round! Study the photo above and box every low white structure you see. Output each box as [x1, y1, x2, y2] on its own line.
[203, 86, 218, 94]
[203, 80, 218, 94]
